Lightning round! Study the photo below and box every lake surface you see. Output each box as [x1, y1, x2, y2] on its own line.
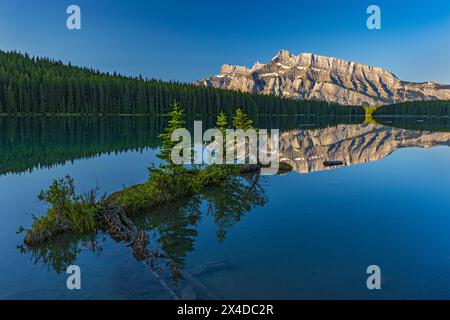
[1, 115, 450, 299]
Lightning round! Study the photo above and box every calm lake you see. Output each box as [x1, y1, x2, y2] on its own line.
[1, 115, 450, 299]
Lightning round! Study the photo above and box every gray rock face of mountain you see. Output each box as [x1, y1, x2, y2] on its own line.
[198, 50, 450, 106]
[279, 123, 450, 173]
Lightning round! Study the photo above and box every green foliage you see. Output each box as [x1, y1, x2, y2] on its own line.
[22, 107, 252, 245]
[24, 176, 102, 246]
[193, 164, 240, 188]
[156, 101, 188, 172]
[113, 165, 240, 213]
[37, 175, 77, 211]
[22, 106, 270, 247]
[374, 100, 450, 117]
[216, 111, 228, 133]
[26, 173, 267, 282]
[114, 170, 196, 212]
[112, 106, 256, 213]
[373, 100, 450, 131]
[0, 50, 361, 116]
[232, 108, 254, 130]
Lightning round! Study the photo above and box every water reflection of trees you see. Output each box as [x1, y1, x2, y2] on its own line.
[0, 115, 363, 176]
[20, 172, 267, 291]
[3, 113, 450, 176]
[375, 116, 450, 132]
[18, 233, 103, 274]
[203, 172, 267, 241]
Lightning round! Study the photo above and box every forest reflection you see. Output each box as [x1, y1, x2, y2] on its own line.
[0, 115, 361, 176]
[19, 171, 267, 297]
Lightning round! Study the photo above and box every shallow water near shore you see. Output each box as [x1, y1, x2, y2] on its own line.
[1, 115, 450, 299]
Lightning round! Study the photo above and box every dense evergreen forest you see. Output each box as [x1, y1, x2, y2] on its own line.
[372, 100, 450, 132]
[374, 100, 450, 116]
[0, 50, 363, 116]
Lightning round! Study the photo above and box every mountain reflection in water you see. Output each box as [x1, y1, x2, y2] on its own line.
[1, 116, 449, 177]
[279, 123, 450, 173]
[5, 115, 450, 299]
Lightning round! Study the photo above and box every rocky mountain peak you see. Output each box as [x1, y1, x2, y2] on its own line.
[251, 61, 265, 72]
[273, 49, 295, 60]
[198, 50, 450, 106]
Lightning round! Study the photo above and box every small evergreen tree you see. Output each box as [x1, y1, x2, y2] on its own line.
[232, 108, 253, 130]
[216, 111, 228, 134]
[155, 101, 187, 173]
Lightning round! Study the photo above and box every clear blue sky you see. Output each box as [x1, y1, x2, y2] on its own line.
[1, 0, 449, 83]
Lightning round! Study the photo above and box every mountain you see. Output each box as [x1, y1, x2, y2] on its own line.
[278, 123, 450, 173]
[0, 50, 358, 115]
[198, 50, 450, 106]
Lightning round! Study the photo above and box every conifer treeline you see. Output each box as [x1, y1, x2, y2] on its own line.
[374, 100, 450, 116]
[0, 50, 362, 116]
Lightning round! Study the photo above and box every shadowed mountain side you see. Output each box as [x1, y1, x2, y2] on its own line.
[279, 123, 450, 173]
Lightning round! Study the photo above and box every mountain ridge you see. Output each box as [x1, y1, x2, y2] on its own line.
[198, 50, 450, 106]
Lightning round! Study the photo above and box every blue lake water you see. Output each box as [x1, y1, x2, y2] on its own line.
[1, 117, 450, 299]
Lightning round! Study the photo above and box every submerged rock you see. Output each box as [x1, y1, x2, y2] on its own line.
[277, 161, 293, 175]
[190, 260, 231, 276]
